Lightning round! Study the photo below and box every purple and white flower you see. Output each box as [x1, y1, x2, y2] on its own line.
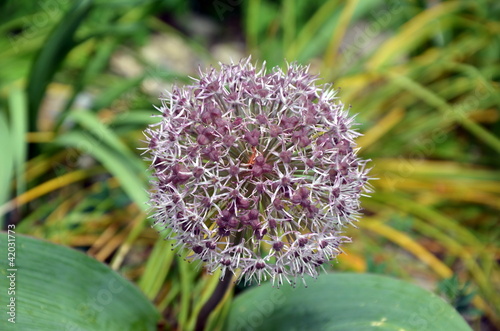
[143, 57, 371, 286]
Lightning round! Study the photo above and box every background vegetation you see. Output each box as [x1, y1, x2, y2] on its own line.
[0, 0, 499, 330]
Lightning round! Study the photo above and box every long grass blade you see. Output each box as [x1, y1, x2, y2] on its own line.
[8, 88, 28, 197]
[26, 0, 93, 132]
[0, 112, 14, 225]
[55, 131, 148, 209]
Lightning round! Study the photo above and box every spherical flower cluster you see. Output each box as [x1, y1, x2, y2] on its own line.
[143, 57, 371, 287]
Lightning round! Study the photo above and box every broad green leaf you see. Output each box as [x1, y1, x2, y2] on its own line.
[0, 232, 159, 330]
[224, 273, 472, 331]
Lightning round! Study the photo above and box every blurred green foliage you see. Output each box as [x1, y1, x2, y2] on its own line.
[0, 0, 499, 330]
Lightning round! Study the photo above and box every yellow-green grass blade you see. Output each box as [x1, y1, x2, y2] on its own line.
[177, 254, 193, 330]
[90, 75, 144, 112]
[367, 1, 464, 69]
[281, 0, 296, 55]
[55, 131, 148, 210]
[245, 0, 262, 52]
[8, 88, 28, 198]
[67, 110, 145, 174]
[110, 110, 160, 127]
[387, 71, 500, 153]
[322, 0, 359, 76]
[285, 0, 341, 60]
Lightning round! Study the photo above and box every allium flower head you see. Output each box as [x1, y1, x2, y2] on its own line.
[143, 57, 371, 287]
